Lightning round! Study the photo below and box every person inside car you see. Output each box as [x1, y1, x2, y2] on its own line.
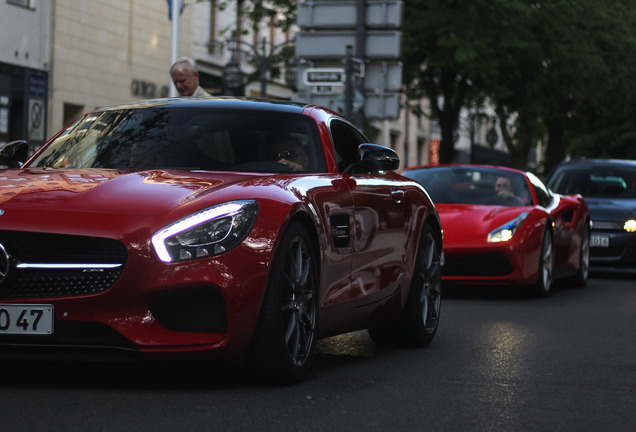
[270, 135, 309, 172]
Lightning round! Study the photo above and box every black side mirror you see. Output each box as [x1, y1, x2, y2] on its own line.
[358, 143, 400, 172]
[0, 140, 28, 168]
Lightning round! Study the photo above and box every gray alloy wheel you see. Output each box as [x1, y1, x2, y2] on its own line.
[407, 224, 442, 345]
[368, 223, 441, 347]
[250, 222, 318, 383]
[533, 228, 554, 297]
[568, 224, 590, 287]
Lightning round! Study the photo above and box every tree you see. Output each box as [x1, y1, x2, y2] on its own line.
[402, 0, 531, 164]
[402, 0, 636, 170]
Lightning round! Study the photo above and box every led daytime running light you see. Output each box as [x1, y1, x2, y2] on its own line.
[152, 201, 255, 262]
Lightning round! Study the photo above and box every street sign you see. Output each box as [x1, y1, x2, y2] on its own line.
[295, 90, 400, 120]
[294, 1, 404, 122]
[296, 30, 402, 59]
[298, 1, 403, 29]
[364, 92, 400, 120]
[303, 68, 345, 86]
[363, 61, 402, 91]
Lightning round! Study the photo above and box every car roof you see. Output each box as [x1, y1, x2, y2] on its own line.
[552, 158, 636, 168]
[404, 163, 528, 176]
[98, 97, 310, 114]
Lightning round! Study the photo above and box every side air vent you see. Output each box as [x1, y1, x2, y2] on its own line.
[330, 214, 350, 248]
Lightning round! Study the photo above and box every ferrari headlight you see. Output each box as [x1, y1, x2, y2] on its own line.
[625, 219, 636, 233]
[152, 200, 258, 263]
[487, 212, 529, 243]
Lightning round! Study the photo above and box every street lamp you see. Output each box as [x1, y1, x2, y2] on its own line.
[285, 57, 299, 92]
[222, 36, 296, 97]
[222, 55, 245, 96]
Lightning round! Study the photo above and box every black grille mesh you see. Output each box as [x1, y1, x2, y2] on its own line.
[443, 253, 513, 277]
[0, 231, 127, 299]
[149, 288, 227, 333]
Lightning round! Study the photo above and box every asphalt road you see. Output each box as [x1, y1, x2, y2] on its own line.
[1, 268, 634, 432]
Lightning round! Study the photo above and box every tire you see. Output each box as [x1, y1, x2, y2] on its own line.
[249, 222, 318, 384]
[532, 228, 554, 297]
[566, 223, 590, 287]
[368, 223, 442, 347]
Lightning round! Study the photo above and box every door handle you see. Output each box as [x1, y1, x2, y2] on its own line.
[391, 189, 405, 203]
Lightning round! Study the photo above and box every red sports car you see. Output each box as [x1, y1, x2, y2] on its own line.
[402, 164, 590, 296]
[0, 98, 442, 383]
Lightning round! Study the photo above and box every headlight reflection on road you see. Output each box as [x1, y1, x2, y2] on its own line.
[480, 322, 537, 418]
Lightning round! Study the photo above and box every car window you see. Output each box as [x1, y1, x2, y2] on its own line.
[403, 166, 532, 207]
[547, 164, 636, 198]
[28, 108, 326, 173]
[526, 171, 553, 207]
[329, 119, 367, 173]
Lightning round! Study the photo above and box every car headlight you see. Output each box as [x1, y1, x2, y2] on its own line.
[624, 219, 636, 233]
[487, 212, 529, 243]
[152, 200, 258, 263]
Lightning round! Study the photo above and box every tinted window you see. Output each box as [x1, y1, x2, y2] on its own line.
[547, 164, 636, 198]
[329, 119, 367, 173]
[527, 172, 553, 207]
[403, 166, 532, 207]
[29, 108, 325, 173]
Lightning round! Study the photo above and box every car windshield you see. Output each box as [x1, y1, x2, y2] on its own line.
[404, 166, 532, 207]
[28, 107, 326, 173]
[547, 164, 636, 198]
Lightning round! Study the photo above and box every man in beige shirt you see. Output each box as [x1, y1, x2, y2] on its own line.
[169, 57, 211, 97]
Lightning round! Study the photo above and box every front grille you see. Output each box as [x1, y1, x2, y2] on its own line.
[443, 253, 513, 277]
[0, 231, 127, 299]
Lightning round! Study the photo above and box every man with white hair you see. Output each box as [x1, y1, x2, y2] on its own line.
[169, 57, 211, 97]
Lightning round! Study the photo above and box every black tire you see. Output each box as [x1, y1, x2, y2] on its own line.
[566, 223, 590, 287]
[532, 228, 554, 297]
[249, 222, 318, 384]
[368, 223, 442, 347]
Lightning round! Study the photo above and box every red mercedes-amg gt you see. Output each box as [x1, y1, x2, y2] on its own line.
[403, 164, 590, 297]
[0, 98, 442, 383]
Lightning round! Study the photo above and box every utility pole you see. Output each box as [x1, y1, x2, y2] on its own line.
[170, 0, 180, 97]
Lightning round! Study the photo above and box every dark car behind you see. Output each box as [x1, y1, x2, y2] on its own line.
[546, 159, 636, 267]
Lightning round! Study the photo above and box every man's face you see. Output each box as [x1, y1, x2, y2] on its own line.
[171, 69, 199, 96]
[495, 177, 512, 192]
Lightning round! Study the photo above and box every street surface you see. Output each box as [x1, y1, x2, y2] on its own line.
[1, 268, 634, 432]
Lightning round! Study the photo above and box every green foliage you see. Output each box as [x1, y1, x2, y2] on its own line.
[403, 0, 636, 169]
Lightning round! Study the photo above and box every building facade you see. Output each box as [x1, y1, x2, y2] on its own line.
[0, 0, 51, 151]
[1, 0, 432, 167]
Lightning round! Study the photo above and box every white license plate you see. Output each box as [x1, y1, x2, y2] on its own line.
[590, 235, 610, 248]
[0, 304, 54, 335]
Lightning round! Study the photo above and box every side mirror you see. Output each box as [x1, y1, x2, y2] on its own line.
[0, 140, 28, 168]
[358, 143, 400, 172]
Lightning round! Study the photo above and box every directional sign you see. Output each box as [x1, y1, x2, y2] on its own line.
[303, 68, 345, 86]
[298, 1, 403, 29]
[363, 61, 402, 91]
[296, 30, 402, 59]
[295, 91, 400, 120]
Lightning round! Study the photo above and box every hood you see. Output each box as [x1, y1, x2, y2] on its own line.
[437, 203, 529, 245]
[0, 168, 259, 216]
[583, 196, 636, 222]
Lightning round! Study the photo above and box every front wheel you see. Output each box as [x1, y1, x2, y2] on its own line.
[369, 223, 442, 347]
[249, 222, 318, 384]
[566, 222, 590, 287]
[532, 228, 553, 297]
